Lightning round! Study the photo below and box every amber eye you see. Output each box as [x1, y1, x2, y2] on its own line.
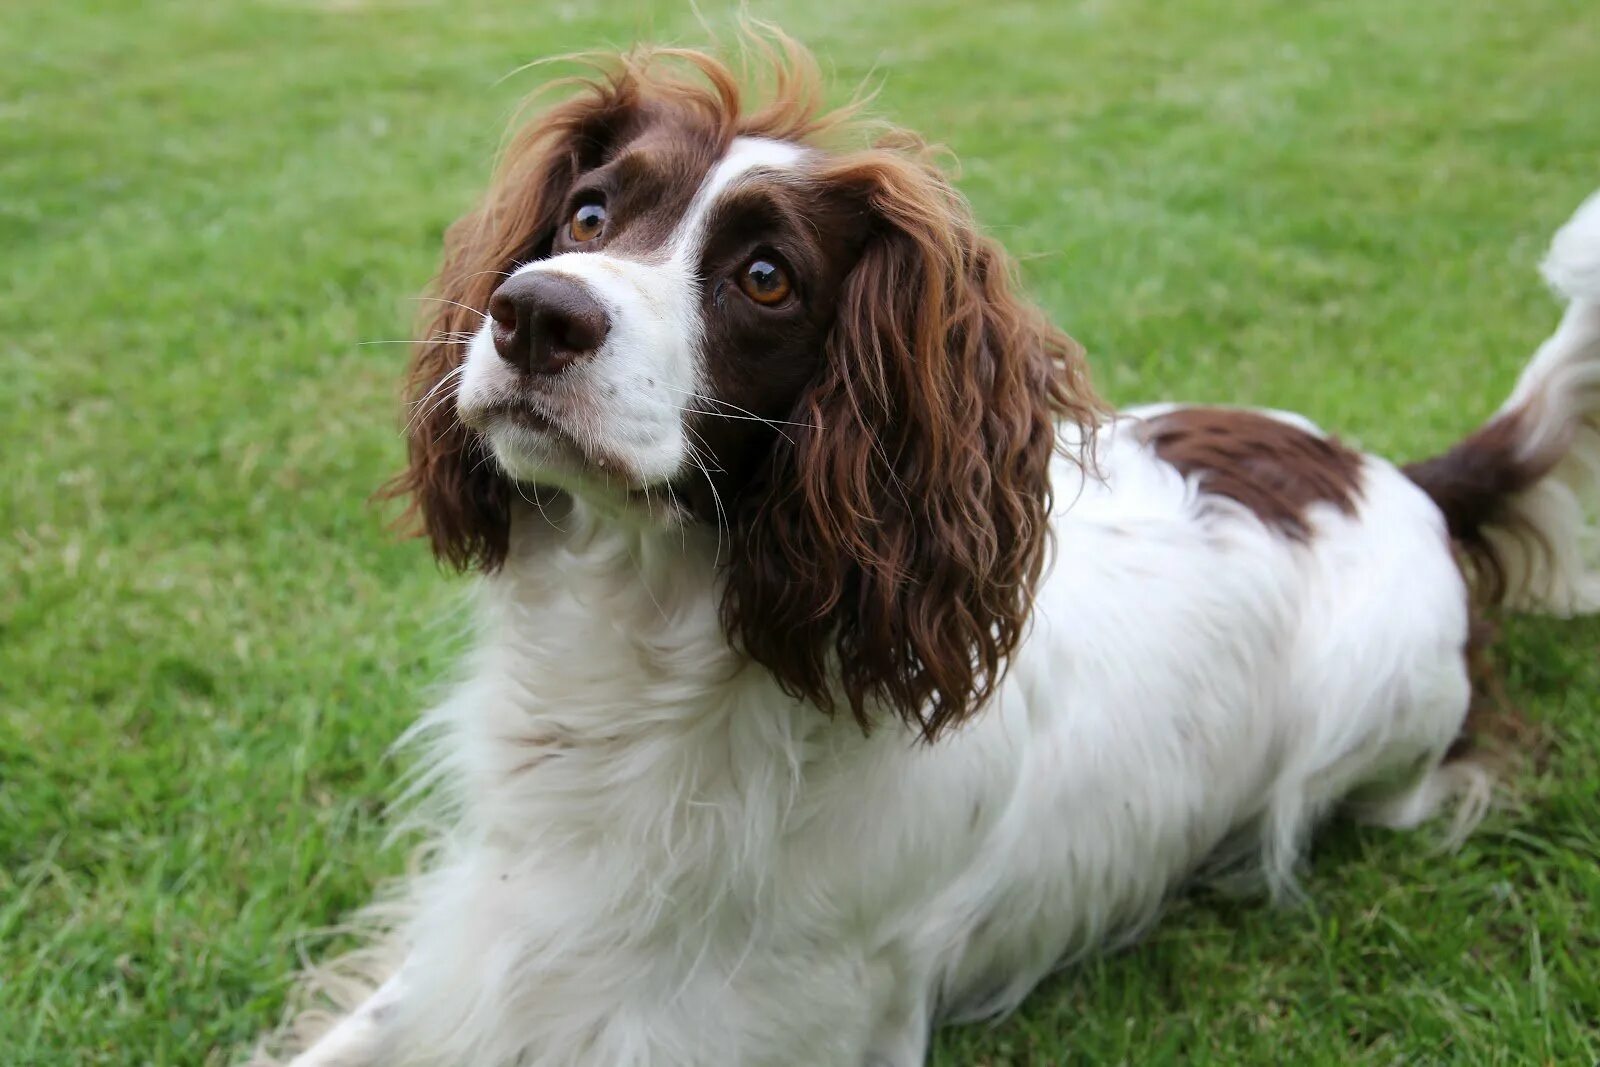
[737, 257, 792, 306]
[569, 202, 607, 243]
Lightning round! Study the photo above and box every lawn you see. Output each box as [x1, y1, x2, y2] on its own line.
[3, 0, 1598, 1063]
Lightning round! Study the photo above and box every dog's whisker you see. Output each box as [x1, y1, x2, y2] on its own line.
[415, 296, 490, 319]
[651, 382, 817, 436]
[359, 337, 474, 347]
[402, 365, 467, 437]
[684, 438, 728, 564]
[681, 423, 727, 476]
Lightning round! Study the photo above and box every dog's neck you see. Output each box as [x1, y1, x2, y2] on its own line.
[426, 498, 844, 863]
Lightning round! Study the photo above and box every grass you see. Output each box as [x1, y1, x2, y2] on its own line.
[3, 0, 1598, 1063]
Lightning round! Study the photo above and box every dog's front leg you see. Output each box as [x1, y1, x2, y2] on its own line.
[286, 971, 405, 1067]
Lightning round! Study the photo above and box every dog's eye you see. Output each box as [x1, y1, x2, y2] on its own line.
[569, 202, 607, 243]
[737, 258, 792, 306]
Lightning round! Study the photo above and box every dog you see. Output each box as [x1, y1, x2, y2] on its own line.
[256, 36, 1600, 1067]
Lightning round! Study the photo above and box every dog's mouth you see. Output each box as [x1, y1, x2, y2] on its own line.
[467, 398, 625, 476]
[463, 398, 687, 520]
[466, 398, 558, 440]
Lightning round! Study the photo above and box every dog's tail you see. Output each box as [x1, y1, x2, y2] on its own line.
[1404, 188, 1600, 614]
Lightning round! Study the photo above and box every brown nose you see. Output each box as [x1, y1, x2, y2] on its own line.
[487, 272, 611, 376]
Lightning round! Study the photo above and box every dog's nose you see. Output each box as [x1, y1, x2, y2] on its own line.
[487, 273, 611, 376]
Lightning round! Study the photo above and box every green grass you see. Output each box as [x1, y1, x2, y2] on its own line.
[3, 0, 1599, 1063]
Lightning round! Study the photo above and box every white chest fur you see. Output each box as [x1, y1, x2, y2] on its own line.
[355, 422, 1469, 1067]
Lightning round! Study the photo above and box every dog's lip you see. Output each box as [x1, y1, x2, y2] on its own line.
[465, 397, 651, 489]
[465, 397, 558, 434]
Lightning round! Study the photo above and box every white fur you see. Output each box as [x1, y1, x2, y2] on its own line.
[259, 188, 1600, 1067]
[1543, 189, 1600, 304]
[271, 437, 1469, 1067]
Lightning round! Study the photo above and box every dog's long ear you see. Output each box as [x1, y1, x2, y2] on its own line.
[386, 77, 642, 570]
[724, 142, 1101, 741]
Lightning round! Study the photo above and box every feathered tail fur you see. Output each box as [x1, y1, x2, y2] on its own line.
[1405, 189, 1600, 613]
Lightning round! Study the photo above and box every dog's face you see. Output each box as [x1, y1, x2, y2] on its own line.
[400, 48, 1101, 737]
[456, 120, 864, 521]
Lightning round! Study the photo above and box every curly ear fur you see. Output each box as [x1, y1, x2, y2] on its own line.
[384, 85, 633, 569]
[724, 140, 1102, 741]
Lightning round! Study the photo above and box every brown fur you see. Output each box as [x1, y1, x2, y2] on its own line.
[666, 171, 871, 521]
[1447, 614, 1545, 767]
[1142, 407, 1364, 540]
[726, 143, 1100, 740]
[1402, 404, 1569, 606]
[1403, 403, 1575, 765]
[384, 35, 1104, 740]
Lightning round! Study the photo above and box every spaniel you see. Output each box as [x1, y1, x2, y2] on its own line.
[256, 37, 1600, 1067]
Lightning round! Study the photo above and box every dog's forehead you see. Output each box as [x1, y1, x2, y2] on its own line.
[698, 137, 810, 204]
[586, 123, 809, 263]
[663, 136, 810, 260]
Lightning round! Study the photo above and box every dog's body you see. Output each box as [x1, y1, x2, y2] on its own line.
[260, 40, 1600, 1067]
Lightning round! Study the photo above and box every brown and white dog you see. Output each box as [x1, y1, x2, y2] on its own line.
[257, 37, 1600, 1067]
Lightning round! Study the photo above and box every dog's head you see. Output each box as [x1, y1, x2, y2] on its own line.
[395, 37, 1101, 739]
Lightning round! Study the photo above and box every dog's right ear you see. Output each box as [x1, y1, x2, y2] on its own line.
[386, 72, 644, 570]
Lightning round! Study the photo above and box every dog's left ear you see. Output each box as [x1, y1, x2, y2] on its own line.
[724, 143, 1102, 740]
[384, 77, 644, 570]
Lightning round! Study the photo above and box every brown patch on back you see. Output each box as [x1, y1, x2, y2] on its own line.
[1143, 407, 1364, 540]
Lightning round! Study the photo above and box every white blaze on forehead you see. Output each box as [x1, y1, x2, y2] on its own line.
[666, 136, 808, 263]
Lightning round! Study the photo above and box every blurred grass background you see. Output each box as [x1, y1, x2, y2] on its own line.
[3, 0, 1598, 1063]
